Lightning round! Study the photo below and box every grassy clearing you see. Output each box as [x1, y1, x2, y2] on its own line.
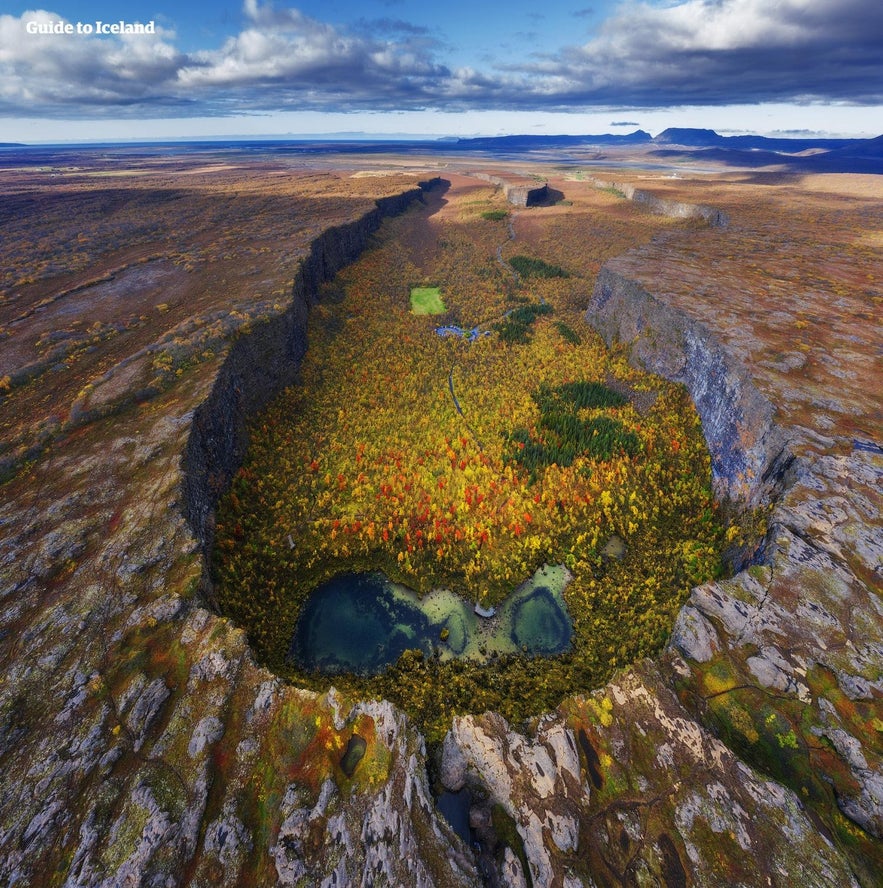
[410, 286, 447, 314]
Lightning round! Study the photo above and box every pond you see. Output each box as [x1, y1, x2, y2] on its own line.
[288, 564, 573, 675]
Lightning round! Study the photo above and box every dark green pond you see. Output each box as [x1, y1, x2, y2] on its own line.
[288, 566, 573, 675]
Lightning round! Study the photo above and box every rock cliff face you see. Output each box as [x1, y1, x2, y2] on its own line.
[588, 267, 792, 508]
[183, 184, 437, 560]
[471, 172, 549, 207]
[587, 177, 729, 227]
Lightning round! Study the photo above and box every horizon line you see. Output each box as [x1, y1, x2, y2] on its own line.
[4, 127, 882, 148]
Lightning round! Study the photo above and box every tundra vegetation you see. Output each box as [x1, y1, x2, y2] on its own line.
[213, 190, 734, 742]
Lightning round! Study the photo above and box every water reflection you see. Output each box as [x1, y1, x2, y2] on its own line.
[288, 565, 572, 675]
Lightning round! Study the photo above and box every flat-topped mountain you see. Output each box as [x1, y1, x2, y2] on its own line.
[653, 125, 876, 152]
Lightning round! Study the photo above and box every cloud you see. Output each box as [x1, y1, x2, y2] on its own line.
[175, 3, 450, 110]
[0, 10, 185, 115]
[0, 3, 459, 117]
[1, 0, 882, 120]
[520, 0, 883, 107]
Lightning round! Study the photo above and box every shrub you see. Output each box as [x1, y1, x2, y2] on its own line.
[494, 301, 553, 344]
[505, 381, 639, 477]
[554, 321, 582, 344]
[508, 255, 569, 279]
[534, 380, 626, 411]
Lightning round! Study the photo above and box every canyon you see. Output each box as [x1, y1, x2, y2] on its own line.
[0, 146, 880, 886]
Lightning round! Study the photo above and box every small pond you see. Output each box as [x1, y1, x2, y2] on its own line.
[288, 564, 573, 675]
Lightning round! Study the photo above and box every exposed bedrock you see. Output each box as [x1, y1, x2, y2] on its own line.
[587, 177, 730, 227]
[592, 264, 882, 870]
[442, 665, 862, 888]
[470, 172, 549, 207]
[588, 266, 792, 509]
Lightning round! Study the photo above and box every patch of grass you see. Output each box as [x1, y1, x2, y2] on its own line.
[410, 286, 447, 314]
[481, 210, 509, 221]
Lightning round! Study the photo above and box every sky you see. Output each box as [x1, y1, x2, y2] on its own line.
[1, 0, 882, 142]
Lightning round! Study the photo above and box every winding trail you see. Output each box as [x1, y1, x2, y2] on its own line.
[495, 213, 519, 283]
[445, 208, 523, 449]
[447, 364, 484, 450]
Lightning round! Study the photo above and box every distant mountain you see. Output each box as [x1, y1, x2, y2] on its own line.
[828, 133, 883, 158]
[454, 131, 652, 149]
[450, 129, 882, 163]
[0, 142, 26, 147]
[651, 128, 883, 173]
[653, 128, 724, 146]
[652, 127, 869, 153]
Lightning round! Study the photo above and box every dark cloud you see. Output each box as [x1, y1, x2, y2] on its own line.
[2, 0, 882, 119]
[610, 121, 640, 126]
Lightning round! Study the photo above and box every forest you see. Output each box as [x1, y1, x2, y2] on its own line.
[213, 183, 736, 741]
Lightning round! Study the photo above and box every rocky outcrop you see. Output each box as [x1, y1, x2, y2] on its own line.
[510, 183, 548, 208]
[582, 261, 881, 880]
[588, 266, 791, 508]
[268, 700, 477, 888]
[587, 177, 729, 227]
[471, 172, 549, 207]
[442, 665, 861, 888]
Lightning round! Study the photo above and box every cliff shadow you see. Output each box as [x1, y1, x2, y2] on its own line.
[181, 181, 440, 606]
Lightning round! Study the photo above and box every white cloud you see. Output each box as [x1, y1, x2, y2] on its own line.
[538, 0, 883, 105]
[0, 10, 183, 112]
[176, 2, 447, 104]
[1, 0, 881, 120]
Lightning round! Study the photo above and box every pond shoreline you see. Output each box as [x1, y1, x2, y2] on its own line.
[288, 564, 574, 675]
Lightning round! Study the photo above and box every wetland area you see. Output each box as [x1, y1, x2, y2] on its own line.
[289, 564, 574, 674]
